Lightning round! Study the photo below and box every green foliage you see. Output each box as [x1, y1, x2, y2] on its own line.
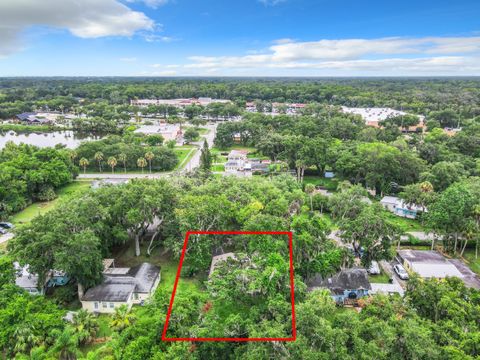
[183, 127, 200, 143]
[0, 142, 76, 218]
[75, 135, 178, 172]
[0, 285, 66, 357]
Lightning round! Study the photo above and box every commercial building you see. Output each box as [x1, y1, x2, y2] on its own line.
[130, 98, 230, 108]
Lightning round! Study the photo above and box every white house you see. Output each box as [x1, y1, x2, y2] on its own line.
[134, 124, 182, 142]
[14, 262, 44, 295]
[81, 262, 160, 314]
[380, 196, 425, 219]
[224, 150, 252, 175]
[341, 107, 425, 129]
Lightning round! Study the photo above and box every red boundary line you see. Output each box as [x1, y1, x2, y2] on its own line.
[161, 230, 296, 342]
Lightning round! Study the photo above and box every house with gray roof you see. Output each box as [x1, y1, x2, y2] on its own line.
[397, 250, 464, 279]
[14, 262, 44, 295]
[81, 262, 160, 313]
[307, 268, 371, 305]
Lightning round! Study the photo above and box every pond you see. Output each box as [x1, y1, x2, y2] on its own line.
[0, 130, 104, 150]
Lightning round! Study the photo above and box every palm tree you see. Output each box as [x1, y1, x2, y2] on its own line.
[72, 310, 99, 345]
[305, 183, 315, 211]
[295, 159, 306, 183]
[69, 150, 78, 165]
[107, 156, 117, 174]
[51, 327, 81, 360]
[110, 305, 136, 332]
[94, 152, 104, 172]
[13, 324, 40, 354]
[137, 157, 147, 174]
[118, 153, 127, 173]
[144, 151, 154, 173]
[79, 158, 89, 174]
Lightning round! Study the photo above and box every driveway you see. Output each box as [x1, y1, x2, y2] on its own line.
[0, 232, 14, 245]
[449, 259, 480, 289]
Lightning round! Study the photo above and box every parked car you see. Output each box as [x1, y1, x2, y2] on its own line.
[368, 261, 381, 275]
[0, 222, 13, 229]
[393, 264, 409, 280]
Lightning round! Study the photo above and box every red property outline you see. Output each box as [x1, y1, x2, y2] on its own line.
[161, 230, 296, 342]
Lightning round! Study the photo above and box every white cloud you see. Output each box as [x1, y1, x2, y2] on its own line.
[0, 0, 155, 57]
[177, 35, 480, 75]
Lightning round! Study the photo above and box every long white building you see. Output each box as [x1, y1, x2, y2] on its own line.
[130, 97, 230, 108]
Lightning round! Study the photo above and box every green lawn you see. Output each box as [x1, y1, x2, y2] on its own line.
[212, 145, 256, 153]
[174, 146, 197, 170]
[383, 211, 425, 232]
[11, 181, 92, 226]
[197, 127, 210, 135]
[461, 249, 480, 276]
[212, 164, 225, 172]
[369, 271, 391, 284]
[303, 176, 339, 191]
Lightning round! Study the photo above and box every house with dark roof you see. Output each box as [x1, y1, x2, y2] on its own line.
[81, 262, 160, 313]
[306, 268, 371, 305]
[16, 112, 58, 124]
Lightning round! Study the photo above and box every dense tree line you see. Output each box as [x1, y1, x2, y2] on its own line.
[1, 78, 480, 123]
[0, 143, 77, 218]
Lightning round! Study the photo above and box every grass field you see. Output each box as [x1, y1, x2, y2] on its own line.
[174, 146, 196, 170]
[462, 249, 480, 276]
[212, 164, 225, 172]
[11, 181, 92, 226]
[303, 176, 339, 191]
[369, 271, 391, 284]
[383, 211, 425, 232]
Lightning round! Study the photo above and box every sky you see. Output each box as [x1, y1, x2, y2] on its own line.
[0, 0, 480, 76]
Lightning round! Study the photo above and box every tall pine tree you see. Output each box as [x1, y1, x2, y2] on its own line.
[199, 139, 212, 173]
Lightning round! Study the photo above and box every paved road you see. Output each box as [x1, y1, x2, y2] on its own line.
[0, 232, 14, 245]
[180, 123, 217, 173]
[77, 123, 217, 179]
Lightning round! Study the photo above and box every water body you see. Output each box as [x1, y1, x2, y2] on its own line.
[0, 130, 103, 150]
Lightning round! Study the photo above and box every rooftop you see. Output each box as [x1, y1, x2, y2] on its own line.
[398, 250, 464, 279]
[307, 268, 371, 294]
[209, 252, 236, 276]
[82, 262, 160, 302]
[398, 250, 447, 263]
